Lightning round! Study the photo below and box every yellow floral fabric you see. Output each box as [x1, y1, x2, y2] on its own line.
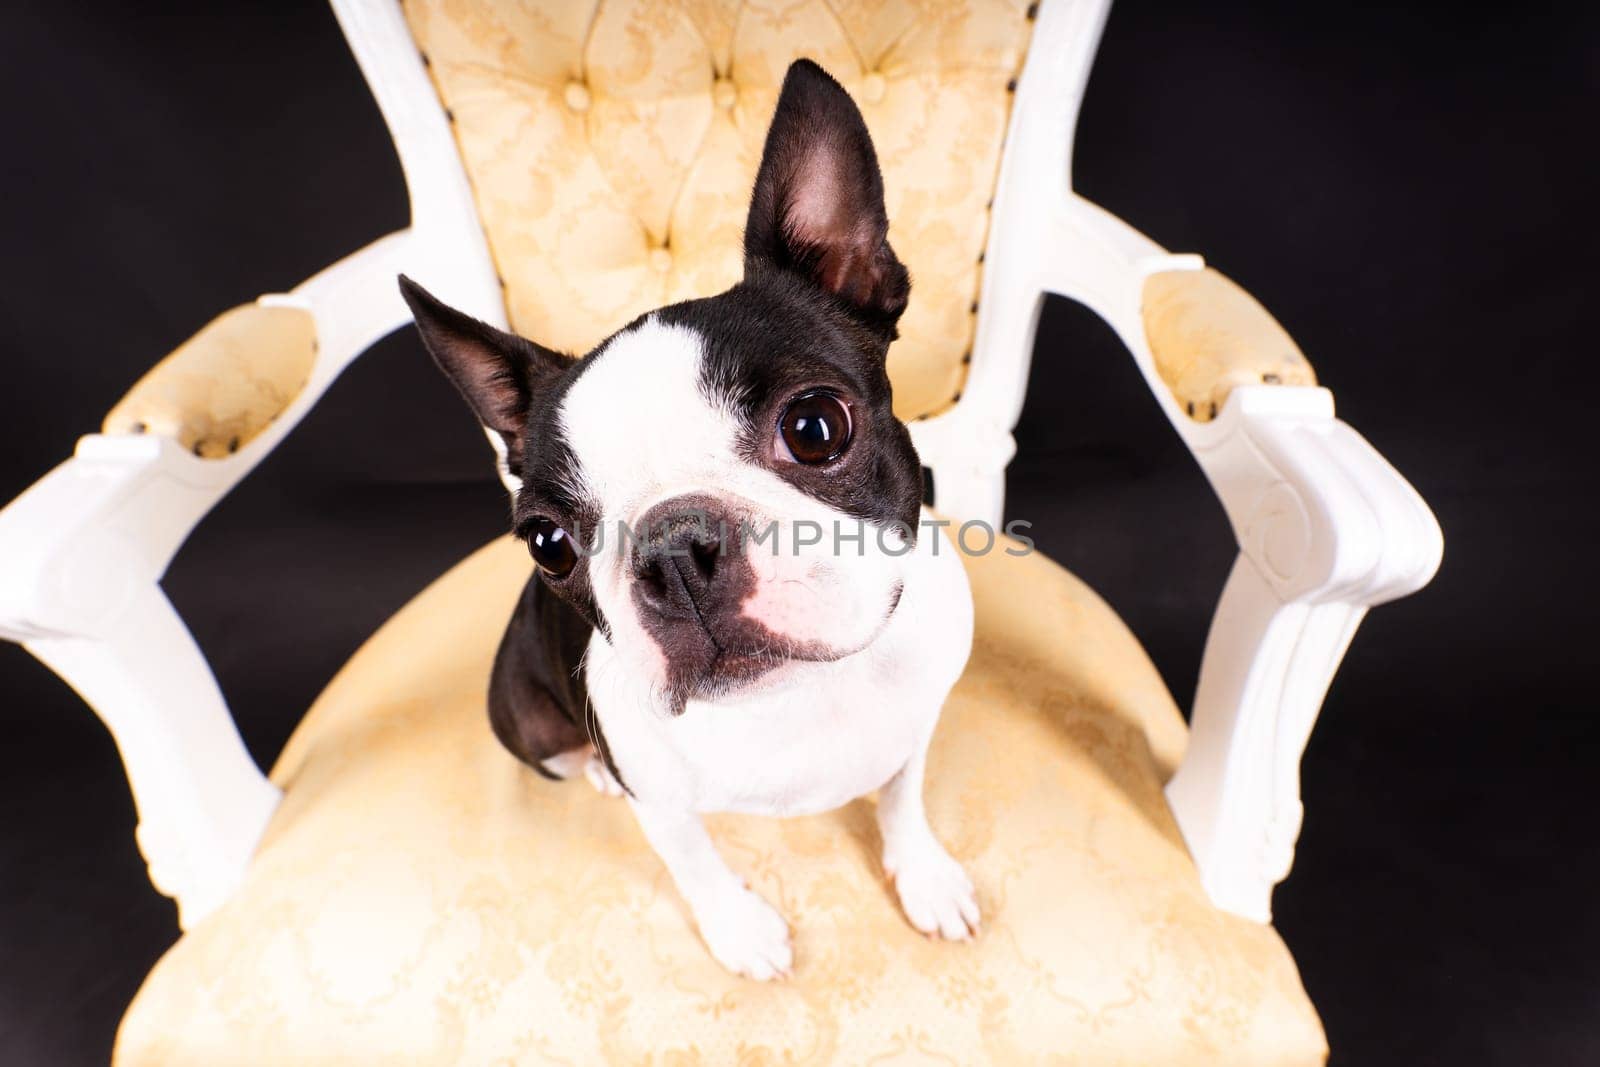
[1141, 268, 1318, 422]
[115, 538, 1326, 1065]
[402, 0, 1035, 421]
[102, 303, 316, 458]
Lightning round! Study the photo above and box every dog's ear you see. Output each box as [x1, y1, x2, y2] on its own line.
[399, 275, 565, 473]
[744, 60, 909, 335]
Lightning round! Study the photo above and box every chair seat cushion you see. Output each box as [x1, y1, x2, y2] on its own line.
[115, 538, 1325, 1065]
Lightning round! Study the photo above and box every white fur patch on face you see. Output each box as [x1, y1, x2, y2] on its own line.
[559, 316, 909, 704]
[560, 319, 739, 533]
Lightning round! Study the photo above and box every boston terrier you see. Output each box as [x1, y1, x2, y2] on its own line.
[399, 59, 977, 981]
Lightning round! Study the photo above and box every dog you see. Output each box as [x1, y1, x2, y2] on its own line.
[399, 59, 977, 981]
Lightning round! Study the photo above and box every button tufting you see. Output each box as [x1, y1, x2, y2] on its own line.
[401, 3, 1040, 427]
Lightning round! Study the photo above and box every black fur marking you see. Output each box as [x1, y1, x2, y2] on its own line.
[659, 281, 922, 536]
[488, 570, 628, 794]
[402, 277, 618, 782]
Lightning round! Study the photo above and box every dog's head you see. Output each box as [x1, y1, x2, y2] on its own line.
[401, 60, 921, 713]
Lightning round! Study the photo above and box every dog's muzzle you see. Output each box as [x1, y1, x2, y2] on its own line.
[628, 494, 841, 706]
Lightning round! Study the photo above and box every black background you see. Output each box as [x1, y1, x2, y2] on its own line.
[2, 2, 1595, 1064]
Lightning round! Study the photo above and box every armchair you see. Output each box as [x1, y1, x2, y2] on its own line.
[0, 0, 1440, 1061]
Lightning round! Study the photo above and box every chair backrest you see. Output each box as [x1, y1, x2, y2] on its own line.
[399, 0, 1037, 421]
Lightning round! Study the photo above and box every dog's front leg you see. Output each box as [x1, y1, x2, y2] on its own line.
[877, 744, 980, 940]
[628, 799, 793, 980]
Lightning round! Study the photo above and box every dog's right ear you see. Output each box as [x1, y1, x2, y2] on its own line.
[398, 275, 566, 473]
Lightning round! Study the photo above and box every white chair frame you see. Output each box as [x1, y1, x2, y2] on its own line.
[0, 0, 1440, 929]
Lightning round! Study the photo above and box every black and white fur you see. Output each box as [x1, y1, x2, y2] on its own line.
[400, 61, 977, 980]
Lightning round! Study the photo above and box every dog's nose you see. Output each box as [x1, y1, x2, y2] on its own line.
[631, 496, 737, 620]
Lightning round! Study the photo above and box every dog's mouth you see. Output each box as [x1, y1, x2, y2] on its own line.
[659, 579, 903, 712]
[662, 635, 826, 710]
[693, 645, 794, 698]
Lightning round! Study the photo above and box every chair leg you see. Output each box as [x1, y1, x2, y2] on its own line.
[25, 586, 280, 929]
[1164, 556, 1366, 922]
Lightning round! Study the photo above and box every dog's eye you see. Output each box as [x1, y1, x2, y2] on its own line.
[527, 518, 578, 578]
[779, 391, 852, 465]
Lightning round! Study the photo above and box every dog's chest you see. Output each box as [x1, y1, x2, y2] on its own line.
[592, 628, 941, 815]
[676, 656, 929, 815]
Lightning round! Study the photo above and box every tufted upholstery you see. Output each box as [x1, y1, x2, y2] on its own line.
[115, 537, 1325, 1064]
[402, 0, 1036, 421]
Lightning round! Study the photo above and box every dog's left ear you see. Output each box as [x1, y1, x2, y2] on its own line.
[398, 274, 566, 474]
[744, 60, 909, 336]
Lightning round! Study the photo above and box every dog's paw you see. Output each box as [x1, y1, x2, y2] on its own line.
[539, 747, 590, 780]
[583, 753, 625, 797]
[886, 841, 980, 941]
[696, 885, 793, 981]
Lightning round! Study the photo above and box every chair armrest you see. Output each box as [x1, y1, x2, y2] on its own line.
[2, 0, 506, 926]
[1023, 195, 1442, 920]
[0, 231, 423, 926]
[3, 232, 418, 630]
[103, 303, 318, 458]
[1141, 267, 1318, 422]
